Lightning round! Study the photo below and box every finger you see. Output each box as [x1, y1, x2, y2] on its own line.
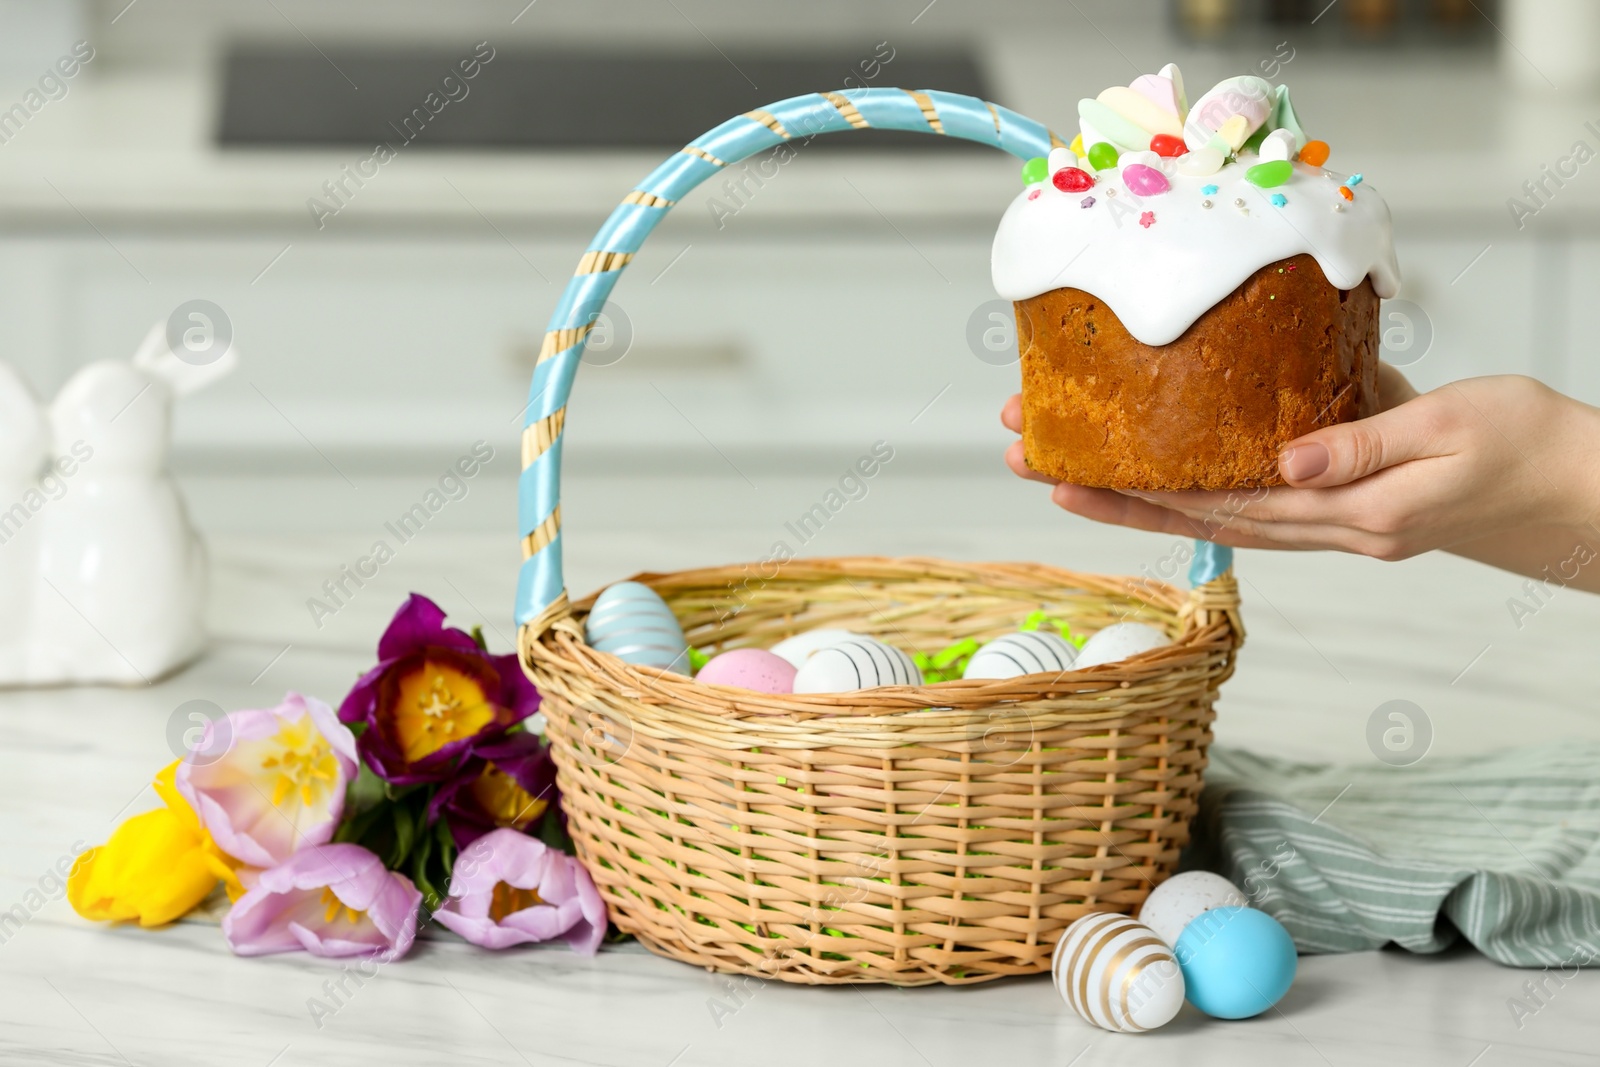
[1278, 393, 1445, 488]
[1000, 393, 1022, 434]
[1004, 440, 1060, 485]
[1049, 484, 1303, 550]
[1376, 362, 1419, 412]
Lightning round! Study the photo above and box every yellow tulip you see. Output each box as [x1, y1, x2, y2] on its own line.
[68, 761, 244, 926]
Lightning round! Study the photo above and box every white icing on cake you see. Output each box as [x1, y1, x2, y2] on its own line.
[991, 67, 1401, 347]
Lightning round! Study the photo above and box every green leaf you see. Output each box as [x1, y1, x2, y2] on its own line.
[470, 624, 488, 652]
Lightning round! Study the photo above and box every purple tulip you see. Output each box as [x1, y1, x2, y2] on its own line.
[433, 828, 606, 954]
[338, 594, 539, 785]
[223, 843, 421, 961]
[428, 731, 559, 849]
[176, 693, 357, 870]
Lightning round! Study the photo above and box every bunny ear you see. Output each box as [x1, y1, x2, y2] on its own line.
[131, 321, 238, 396]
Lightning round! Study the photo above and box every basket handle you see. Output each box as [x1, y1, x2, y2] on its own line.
[514, 87, 1234, 635]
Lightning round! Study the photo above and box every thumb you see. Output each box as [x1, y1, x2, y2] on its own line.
[1278, 399, 1439, 488]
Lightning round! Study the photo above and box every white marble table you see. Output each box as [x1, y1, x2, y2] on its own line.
[3, 471, 1599, 1066]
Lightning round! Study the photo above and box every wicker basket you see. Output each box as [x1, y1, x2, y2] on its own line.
[513, 89, 1246, 985]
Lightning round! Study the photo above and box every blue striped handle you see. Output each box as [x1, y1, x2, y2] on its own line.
[515, 87, 1231, 631]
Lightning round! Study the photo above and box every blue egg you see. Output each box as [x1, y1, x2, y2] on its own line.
[1174, 906, 1296, 1019]
[584, 581, 690, 672]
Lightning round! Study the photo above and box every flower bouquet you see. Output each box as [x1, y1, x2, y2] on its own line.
[68, 594, 607, 962]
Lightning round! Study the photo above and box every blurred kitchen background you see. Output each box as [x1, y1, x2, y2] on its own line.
[8, 0, 1591, 489]
[8, 0, 1600, 755]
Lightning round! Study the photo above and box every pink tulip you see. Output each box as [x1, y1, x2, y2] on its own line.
[176, 693, 357, 869]
[223, 844, 420, 961]
[434, 828, 607, 954]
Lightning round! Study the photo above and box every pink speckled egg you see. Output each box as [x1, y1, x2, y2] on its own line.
[695, 648, 797, 694]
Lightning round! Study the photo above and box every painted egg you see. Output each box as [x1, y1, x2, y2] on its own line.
[963, 631, 1078, 680]
[695, 648, 796, 694]
[584, 581, 690, 672]
[1073, 622, 1172, 669]
[769, 628, 859, 669]
[1053, 913, 1185, 1033]
[1183, 75, 1275, 152]
[1138, 871, 1248, 949]
[1121, 164, 1170, 196]
[792, 635, 922, 693]
[1177, 147, 1225, 176]
[1175, 907, 1297, 1019]
[1259, 128, 1299, 163]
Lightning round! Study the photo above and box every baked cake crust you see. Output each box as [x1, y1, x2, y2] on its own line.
[1017, 254, 1379, 491]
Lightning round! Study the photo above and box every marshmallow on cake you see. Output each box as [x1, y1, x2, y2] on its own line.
[993, 65, 1401, 490]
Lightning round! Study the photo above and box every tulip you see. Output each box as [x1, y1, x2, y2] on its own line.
[338, 594, 538, 785]
[429, 731, 557, 848]
[176, 693, 357, 870]
[223, 843, 421, 961]
[68, 762, 239, 927]
[434, 828, 606, 954]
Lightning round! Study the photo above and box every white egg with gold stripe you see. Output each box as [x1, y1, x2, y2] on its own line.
[1052, 912, 1185, 1033]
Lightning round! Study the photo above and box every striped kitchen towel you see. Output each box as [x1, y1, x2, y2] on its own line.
[1187, 743, 1600, 968]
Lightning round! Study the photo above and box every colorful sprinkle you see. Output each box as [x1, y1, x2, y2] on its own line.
[1270, 192, 1288, 207]
[1234, 197, 1246, 207]
[1286, 263, 1297, 271]
[1080, 196, 1096, 208]
[1338, 185, 1355, 200]
[1121, 163, 1170, 196]
[1149, 133, 1185, 158]
[1021, 156, 1048, 185]
[1027, 188, 1040, 200]
[1201, 184, 1219, 196]
[1347, 173, 1364, 186]
[1052, 166, 1095, 193]
[1105, 188, 1117, 197]
[1245, 160, 1293, 188]
[1297, 139, 1330, 167]
[1087, 141, 1120, 171]
[1202, 199, 1213, 209]
[1139, 211, 1155, 228]
[1270, 294, 1276, 300]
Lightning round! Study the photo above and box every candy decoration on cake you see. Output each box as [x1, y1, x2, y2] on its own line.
[1298, 139, 1330, 167]
[1174, 907, 1298, 1019]
[768, 628, 859, 668]
[962, 630, 1078, 680]
[695, 648, 797, 693]
[583, 581, 690, 672]
[792, 635, 922, 692]
[1073, 621, 1172, 669]
[1052, 913, 1186, 1032]
[1138, 871, 1249, 950]
[991, 63, 1399, 351]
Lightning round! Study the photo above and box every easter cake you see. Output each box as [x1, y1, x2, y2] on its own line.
[992, 65, 1400, 490]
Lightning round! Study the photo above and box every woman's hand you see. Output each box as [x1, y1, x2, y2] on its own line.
[1002, 367, 1600, 584]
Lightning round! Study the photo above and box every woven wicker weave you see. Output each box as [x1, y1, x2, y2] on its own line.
[522, 558, 1242, 985]
[513, 89, 1245, 984]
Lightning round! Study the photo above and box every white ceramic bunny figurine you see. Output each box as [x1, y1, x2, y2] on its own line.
[2, 323, 236, 686]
